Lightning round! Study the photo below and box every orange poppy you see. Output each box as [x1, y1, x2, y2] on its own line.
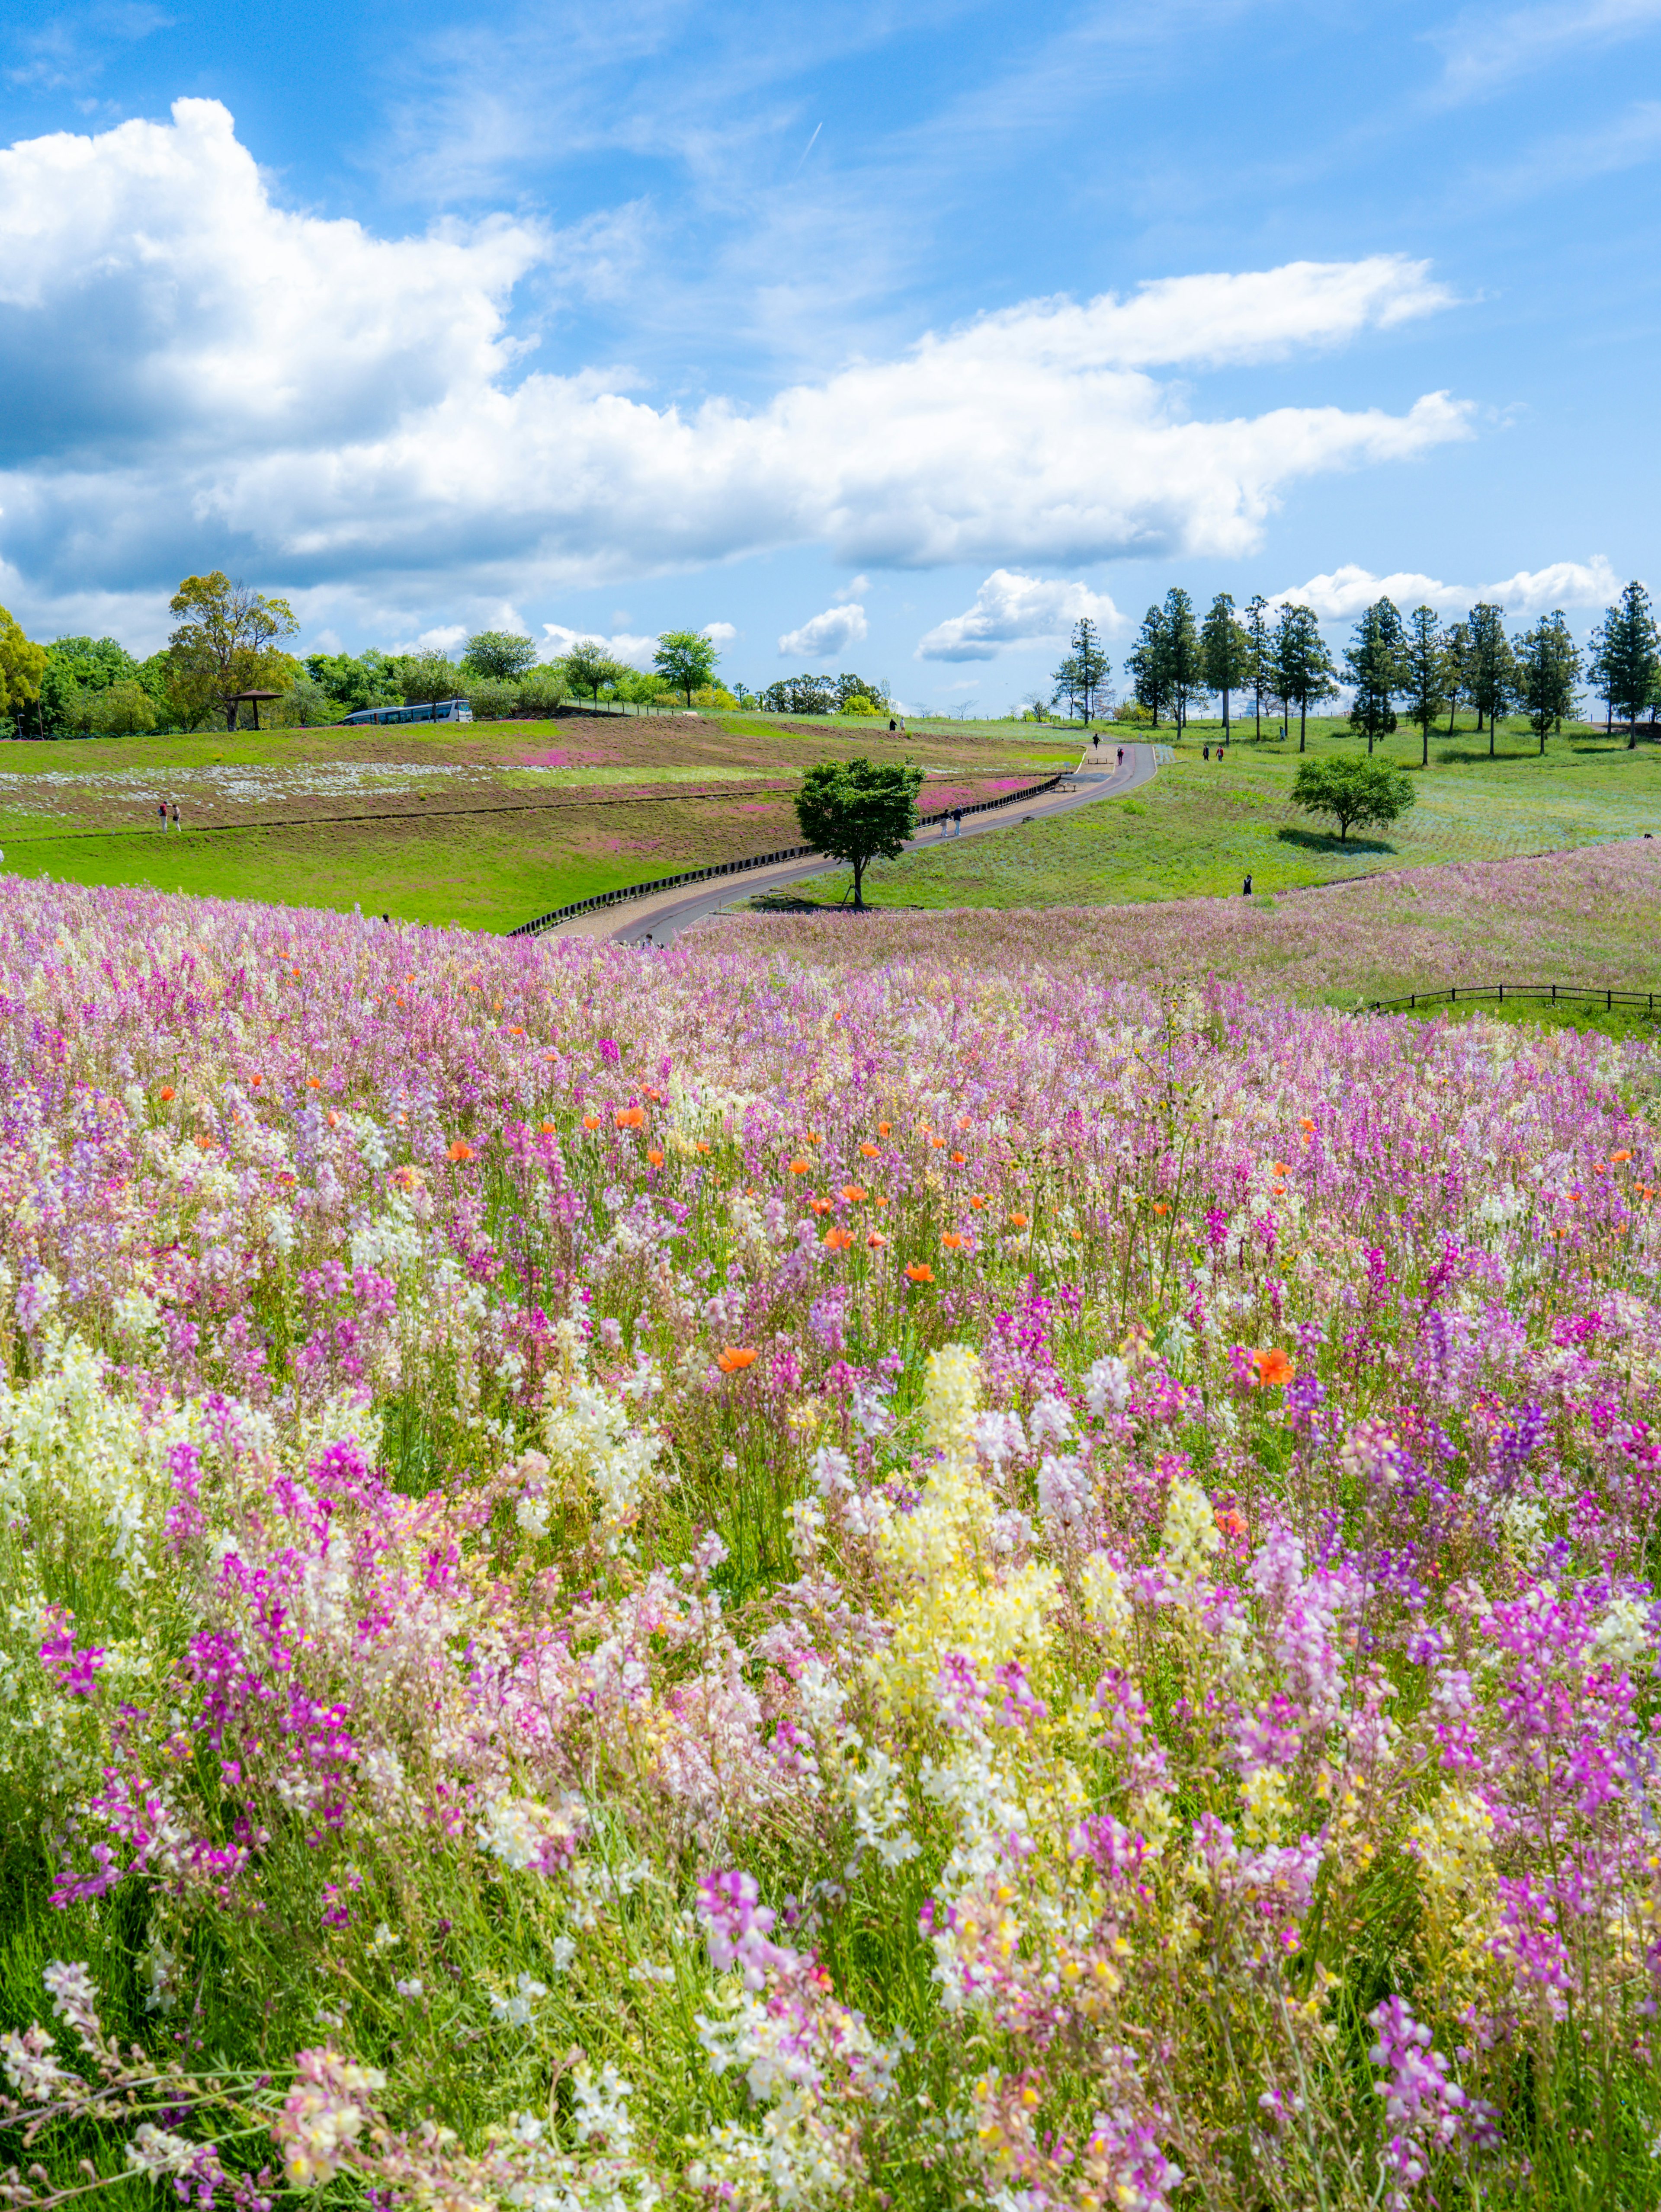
[1298, 1116, 1315, 1133]
[789, 1158, 810, 1175]
[159, 1085, 175, 1101]
[1612, 1149, 1633, 1163]
[647, 1148, 664, 1167]
[307, 1076, 322, 1090]
[969, 1194, 988, 1211]
[941, 1232, 965, 1250]
[929, 1135, 946, 1149]
[326, 1110, 340, 1129]
[697, 1140, 712, 1156]
[877, 1121, 892, 1137]
[447, 1140, 476, 1163]
[539, 1119, 557, 1135]
[615, 1105, 646, 1130]
[1251, 1348, 1294, 1388]
[644, 1085, 665, 1103]
[823, 1226, 854, 1251]
[810, 1196, 833, 1214]
[859, 1142, 880, 1159]
[716, 1346, 758, 1375]
[1007, 1210, 1029, 1229]
[1271, 1160, 1290, 1175]
[949, 1150, 967, 1165]
[905, 1262, 935, 1284]
[1152, 1201, 1169, 1215]
[581, 1114, 600, 1130]
[840, 1184, 867, 1204]
[866, 1230, 888, 1248]
[1215, 1507, 1249, 1540]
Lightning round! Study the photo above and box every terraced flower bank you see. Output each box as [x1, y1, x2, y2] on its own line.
[2, 874, 1660, 2208]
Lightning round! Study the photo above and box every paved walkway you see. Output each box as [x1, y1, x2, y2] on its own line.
[546, 740, 1159, 947]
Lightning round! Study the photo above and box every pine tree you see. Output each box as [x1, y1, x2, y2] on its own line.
[1401, 607, 1447, 768]
[1441, 621, 1471, 734]
[1514, 611, 1582, 755]
[1467, 602, 1514, 757]
[1244, 594, 1270, 740]
[1587, 581, 1660, 747]
[1201, 593, 1254, 743]
[1124, 605, 1170, 724]
[1270, 604, 1337, 752]
[1344, 598, 1405, 754]
[1161, 587, 1203, 734]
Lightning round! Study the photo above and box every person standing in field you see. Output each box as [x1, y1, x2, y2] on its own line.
[171, 802, 181, 832]
[158, 800, 168, 831]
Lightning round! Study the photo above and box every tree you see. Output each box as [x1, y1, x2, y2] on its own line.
[277, 673, 341, 728]
[1467, 602, 1515, 756]
[1124, 605, 1170, 723]
[1051, 617, 1110, 721]
[835, 672, 890, 710]
[305, 650, 401, 712]
[1401, 607, 1448, 768]
[763, 675, 837, 714]
[1244, 594, 1271, 740]
[1439, 621, 1470, 734]
[1269, 604, 1337, 751]
[1292, 756, 1417, 843]
[167, 573, 298, 731]
[39, 636, 139, 730]
[463, 631, 538, 682]
[1161, 588, 1203, 733]
[558, 640, 627, 707]
[1514, 610, 1583, 754]
[654, 630, 721, 707]
[1201, 593, 1253, 741]
[794, 756, 924, 911]
[79, 680, 157, 736]
[0, 606, 47, 734]
[1587, 581, 1660, 747]
[1344, 599, 1404, 753]
[398, 650, 460, 705]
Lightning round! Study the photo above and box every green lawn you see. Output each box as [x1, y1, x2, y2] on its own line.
[792, 717, 1661, 910]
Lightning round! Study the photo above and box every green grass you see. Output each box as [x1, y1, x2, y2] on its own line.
[791, 717, 1661, 911]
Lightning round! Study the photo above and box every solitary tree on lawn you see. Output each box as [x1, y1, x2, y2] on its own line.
[463, 631, 539, 681]
[794, 757, 923, 911]
[1344, 598, 1405, 754]
[1401, 606, 1448, 767]
[654, 630, 721, 707]
[1515, 611, 1583, 754]
[1292, 755, 1417, 842]
[1201, 593, 1253, 742]
[1051, 617, 1110, 721]
[167, 572, 298, 731]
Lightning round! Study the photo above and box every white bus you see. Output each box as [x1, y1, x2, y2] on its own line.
[338, 697, 474, 727]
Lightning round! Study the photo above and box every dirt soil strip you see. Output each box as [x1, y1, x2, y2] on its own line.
[0, 784, 803, 841]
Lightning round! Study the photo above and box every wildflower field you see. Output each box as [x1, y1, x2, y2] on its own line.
[4, 871, 1661, 2211]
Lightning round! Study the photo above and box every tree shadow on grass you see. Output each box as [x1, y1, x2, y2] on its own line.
[1275, 827, 1398, 857]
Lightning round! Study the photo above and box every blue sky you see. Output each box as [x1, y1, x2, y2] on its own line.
[0, 0, 1658, 709]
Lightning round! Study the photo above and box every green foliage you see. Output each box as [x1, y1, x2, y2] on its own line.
[794, 754, 924, 907]
[843, 693, 878, 715]
[1291, 753, 1417, 842]
[1587, 578, 1660, 739]
[167, 572, 298, 732]
[1124, 604, 1170, 722]
[76, 680, 158, 736]
[304, 650, 402, 712]
[1268, 603, 1338, 750]
[559, 640, 628, 706]
[0, 606, 48, 731]
[1344, 598, 1404, 750]
[1467, 602, 1516, 755]
[398, 649, 461, 705]
[463, 669, 571, 721]
[1051, 618, 1110, 721]
[462, 631, 539, 682]
[1200, 593, 1253, 728]
[834, 672, 889, 711]
[1514, 609, 1583, 753]
[1400, 606, 1447, 764]
[652, 629, 720, 706]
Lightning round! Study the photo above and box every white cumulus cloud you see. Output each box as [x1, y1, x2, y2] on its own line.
[0, 100, 1472, 633]
[702, 621, 738, 646]
[1272, 555, 1621, 620]
[540, 623, 660, 669]
[916, 569, 1123, 660]
[778, 603, 868, 659]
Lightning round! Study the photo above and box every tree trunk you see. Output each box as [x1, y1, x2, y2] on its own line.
[1446, 698, 1456, 734]
[1488, 714, 1495, 760]
[852, 855, 865, 911]
[1299, 701, 1307, 752]
[1222, 686, 1230, 741]
[1421, 720, 1429, 768]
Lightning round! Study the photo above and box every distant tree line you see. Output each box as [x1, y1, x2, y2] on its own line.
[747, 673, 891, 716]
[1047, 579, 1661, 758]
[0, 584, 759, 736]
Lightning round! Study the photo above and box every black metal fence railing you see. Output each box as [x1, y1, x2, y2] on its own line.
[1368, 983, 1660, 1014]
[508, 771, 1069, 938]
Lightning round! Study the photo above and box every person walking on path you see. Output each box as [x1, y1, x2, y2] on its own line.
[953, 808, 962, 838]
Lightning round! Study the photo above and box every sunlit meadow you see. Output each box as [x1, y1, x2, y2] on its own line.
[1, 872, 1660, 2210]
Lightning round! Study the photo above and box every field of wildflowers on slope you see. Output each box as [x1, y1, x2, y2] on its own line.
[1, 876, 1661, 2211]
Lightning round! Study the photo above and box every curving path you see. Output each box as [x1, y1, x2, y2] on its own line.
[546, 739, 1161, 948]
